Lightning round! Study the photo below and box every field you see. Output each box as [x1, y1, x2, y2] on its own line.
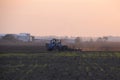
[0, 52, 120, 80]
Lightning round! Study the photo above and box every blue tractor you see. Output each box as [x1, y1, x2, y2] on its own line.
[46, 39, 68, 51]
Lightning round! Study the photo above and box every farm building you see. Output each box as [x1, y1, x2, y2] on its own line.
[0, 34, 6, 39]
[17, 33, 33, 42]
[0, 33, 34, 42]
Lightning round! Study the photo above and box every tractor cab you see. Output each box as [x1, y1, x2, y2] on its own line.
[46, 38, 67, 51]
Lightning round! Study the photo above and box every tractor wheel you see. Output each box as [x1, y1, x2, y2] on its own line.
[62, 46, 68, 51]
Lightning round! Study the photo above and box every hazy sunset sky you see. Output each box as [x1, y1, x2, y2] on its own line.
[0, 0, 120, 37]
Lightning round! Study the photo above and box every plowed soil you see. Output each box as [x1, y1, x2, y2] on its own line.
[0, 52, 120, 80]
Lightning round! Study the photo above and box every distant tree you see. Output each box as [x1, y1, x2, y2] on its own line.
[89, 38, 94, 42]
[74, 37, 82, 49]
[96, 37, 103, 42]
[30, 36, 35, 42]
[2, 34, 17, 41]
[103, 36, 108, 41]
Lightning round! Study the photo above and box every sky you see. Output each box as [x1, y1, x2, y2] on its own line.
[0, 0, 120, 37]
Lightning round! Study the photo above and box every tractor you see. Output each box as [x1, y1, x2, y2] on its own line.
[46, 38, 68, 51]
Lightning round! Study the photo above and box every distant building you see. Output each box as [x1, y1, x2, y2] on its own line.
[0, 34, 6, 39]
[0, 33, 33, 42]
[17, 33, 32, 42]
